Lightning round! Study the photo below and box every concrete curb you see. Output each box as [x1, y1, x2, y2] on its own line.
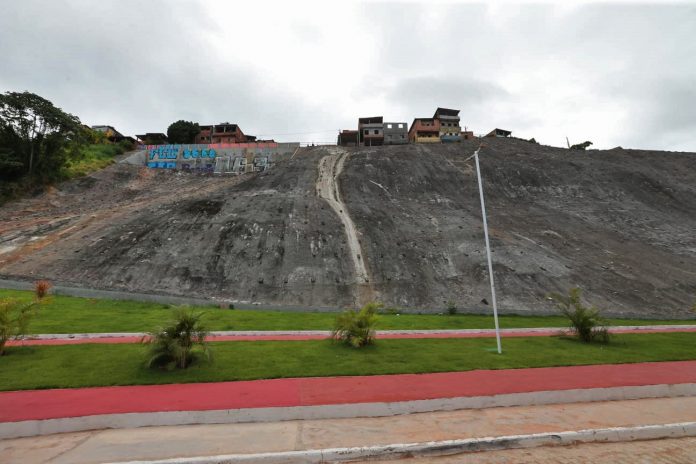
[105, 422, 696, 463]
[2, 383, 695, 440]
[18, 325, 696, 341]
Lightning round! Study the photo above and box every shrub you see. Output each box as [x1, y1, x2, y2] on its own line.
[332, 302, 381, 348]
[0, 282, 49, 355]
[381, 306, 399, 315]
[143, 308, 211, 369]
[34, 280, 52, 299]
[446, 300, 457, 315]
[117, 139, 135, 152]
[0, 299, 39, 355]
[548, 287, 609, 343]
[570, 141, 593, 150]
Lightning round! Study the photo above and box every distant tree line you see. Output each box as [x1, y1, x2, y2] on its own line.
[0, 91, 131, 204]
[0, 91, 83, 182]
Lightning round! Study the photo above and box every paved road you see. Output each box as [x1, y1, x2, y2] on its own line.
[2, 397, 696, 464]
[373, 437, 696, 463]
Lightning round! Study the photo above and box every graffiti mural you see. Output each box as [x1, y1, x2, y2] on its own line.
[146, 161, 177, 169]
[182, 148, 216, 159]
[148, 145, 181, 161]
[143, 142, 300, 173]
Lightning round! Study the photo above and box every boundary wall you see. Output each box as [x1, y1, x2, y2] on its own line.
[145, 142, 300, 173]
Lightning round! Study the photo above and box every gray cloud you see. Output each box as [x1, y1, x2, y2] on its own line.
[383, 77, 507, 111]
[1, 1, 695, 149]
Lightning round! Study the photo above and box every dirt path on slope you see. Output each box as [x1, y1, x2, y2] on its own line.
[316, 148, 373, 303]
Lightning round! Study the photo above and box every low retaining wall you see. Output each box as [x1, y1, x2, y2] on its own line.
[144, 143, 300, 173]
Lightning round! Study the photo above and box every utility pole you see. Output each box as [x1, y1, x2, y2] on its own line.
[473, 145, 502, 354]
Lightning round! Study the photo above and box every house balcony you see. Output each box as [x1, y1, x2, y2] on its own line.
[414, 134, 441, 143]
[441, 134, 462, 143]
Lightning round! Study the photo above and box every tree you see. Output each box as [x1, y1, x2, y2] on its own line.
[167, 120, 200, 144]
[0, 91, 82, 176]
[570, 141, 593, 150]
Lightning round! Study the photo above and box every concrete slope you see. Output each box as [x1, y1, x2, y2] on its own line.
[0, 149, 362, 308]
[340, 139, 696, 316]
[0, 140, 695, 316]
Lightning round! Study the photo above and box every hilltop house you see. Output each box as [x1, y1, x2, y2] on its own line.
[408, 118, 440, 143]
[383, 122, 408, 145]
[195, 123, 247, 144]
[486, 128, 512, 138]
[433, 108, 462, 142]
[358, 116, 384, 146]
[337, 130, 359, 147]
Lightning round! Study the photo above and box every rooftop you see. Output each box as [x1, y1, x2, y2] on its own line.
[433, 107, 460, 118]
[359, 116, 383, 124]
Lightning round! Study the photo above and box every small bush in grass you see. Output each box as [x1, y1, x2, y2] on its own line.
[143, 308, 211, 369]
[0, 282, 49, 355]
[381, 306, 399, 315]
[0, 299, 39, 355]
[332, 302, 381, 348]
[34, 280, 52, 299]
[446, 300, 457, 315]
[548, 287, 609, 343]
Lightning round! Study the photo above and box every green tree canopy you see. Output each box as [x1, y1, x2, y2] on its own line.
[167, 120, 200, 144]
[0, 91, 82, 178]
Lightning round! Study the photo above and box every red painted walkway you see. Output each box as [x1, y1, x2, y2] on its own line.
[10, 327, 696, 346]
[2, 361, 696, 423]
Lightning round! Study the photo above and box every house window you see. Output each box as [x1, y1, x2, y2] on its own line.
[374, 129, 379, 134]
[387, 124, 392, 129]
[364, 129, 369, 135]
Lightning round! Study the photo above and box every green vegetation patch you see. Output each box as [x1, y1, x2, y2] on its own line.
[0, 333, 694, 391]
[0, 289, 692, 334]
[62, 143, 124, 177]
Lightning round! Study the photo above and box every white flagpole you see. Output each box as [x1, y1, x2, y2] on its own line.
[473, 146, 502, 354]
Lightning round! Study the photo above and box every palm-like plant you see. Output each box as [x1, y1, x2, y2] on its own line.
[332, 302, 381, 348]
[143, 308, 211, 369]
[548, 287, 609, 343]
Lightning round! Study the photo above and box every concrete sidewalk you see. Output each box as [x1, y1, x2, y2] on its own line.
[2, 397, 696, 464]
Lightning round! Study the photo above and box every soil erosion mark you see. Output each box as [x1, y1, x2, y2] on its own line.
[317, 148, 371, 289]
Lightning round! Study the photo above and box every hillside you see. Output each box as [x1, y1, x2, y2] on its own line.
[1, 139, 694, 317]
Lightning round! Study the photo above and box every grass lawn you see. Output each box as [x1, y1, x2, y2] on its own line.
[0, 333, 695, 391]
[0, 289, 693, 334]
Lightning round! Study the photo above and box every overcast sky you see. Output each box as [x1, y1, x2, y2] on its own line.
[1, 1, 695, 150]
